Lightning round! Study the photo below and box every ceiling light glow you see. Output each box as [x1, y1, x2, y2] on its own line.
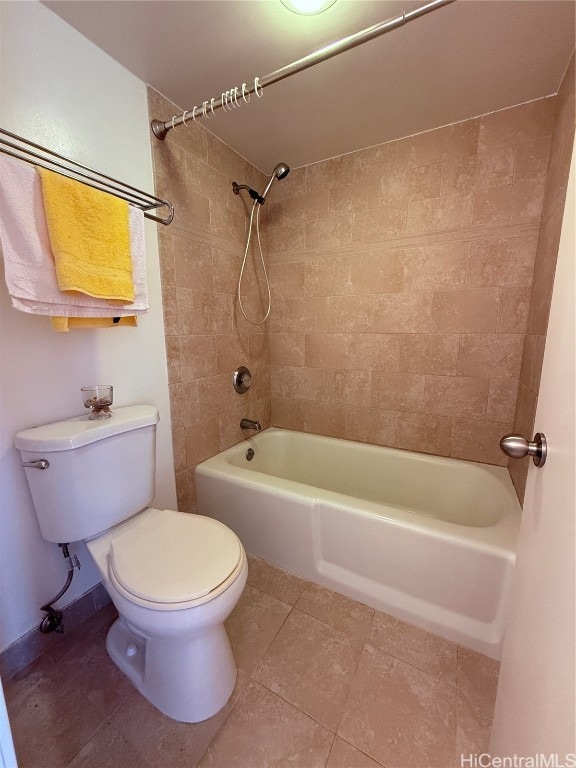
[281, 0, 337, 15]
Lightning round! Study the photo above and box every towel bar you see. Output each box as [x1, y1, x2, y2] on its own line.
[0, 127, 174, 225]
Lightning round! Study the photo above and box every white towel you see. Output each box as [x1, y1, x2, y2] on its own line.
[0, 153, 148, 316]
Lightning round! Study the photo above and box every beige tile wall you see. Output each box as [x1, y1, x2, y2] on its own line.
[149, 74, 573, 509]
[509, 54, 575, 501]
[268, 97, 559, 467]
[148, 88, 271, 511]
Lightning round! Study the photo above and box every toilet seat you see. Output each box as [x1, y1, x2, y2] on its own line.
[108, 509, 244, 611]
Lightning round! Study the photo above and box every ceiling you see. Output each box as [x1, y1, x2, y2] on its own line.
[44, 0, 575, 173]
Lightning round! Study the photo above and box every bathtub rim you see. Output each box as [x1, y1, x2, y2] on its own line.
[196, 427, 520, 558]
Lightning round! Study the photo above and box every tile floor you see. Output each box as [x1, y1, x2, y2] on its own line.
[5, 556, 499, 768]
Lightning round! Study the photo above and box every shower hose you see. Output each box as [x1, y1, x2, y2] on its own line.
[237, 200, 271, 326]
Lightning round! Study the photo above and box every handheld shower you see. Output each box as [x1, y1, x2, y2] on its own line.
[232, 162, 291, 325]
[259, 163, 290, 204]
[232, 162, 290, 206]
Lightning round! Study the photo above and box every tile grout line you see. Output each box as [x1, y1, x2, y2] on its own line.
[194, 676, 248, 768]
[61, 718, 110, 768]
[321, 732, 339, 768]
[249, 574, 474, 747]
[245, 586, 369, 739]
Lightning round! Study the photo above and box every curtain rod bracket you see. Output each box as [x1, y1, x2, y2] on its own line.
[151, 119, 169, 141]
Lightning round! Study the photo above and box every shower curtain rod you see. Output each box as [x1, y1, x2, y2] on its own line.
[151, 0, 456, 141]
[0, 127, 174, 225]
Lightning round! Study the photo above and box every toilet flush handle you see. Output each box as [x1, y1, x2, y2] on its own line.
[22, 459, 50, 469]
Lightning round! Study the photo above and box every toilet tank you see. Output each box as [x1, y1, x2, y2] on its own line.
[15, 405, 159, 543]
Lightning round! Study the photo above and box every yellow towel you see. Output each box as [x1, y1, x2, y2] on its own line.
[51, 316, 138, 333]
[37, 168, 134, 302]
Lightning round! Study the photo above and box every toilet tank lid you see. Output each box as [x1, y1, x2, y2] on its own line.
[15, 405, 159, 452]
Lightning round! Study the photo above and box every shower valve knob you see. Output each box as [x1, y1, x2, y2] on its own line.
[499, 433, 547, 467]
[233, 366, 252, 394]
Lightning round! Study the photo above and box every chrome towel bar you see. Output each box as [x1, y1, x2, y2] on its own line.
[0, 127, 174, 225]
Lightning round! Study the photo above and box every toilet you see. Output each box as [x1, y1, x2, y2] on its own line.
[15, 405, 247, 723]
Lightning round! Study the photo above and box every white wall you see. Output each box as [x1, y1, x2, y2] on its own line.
[490, 144, 575, 758]
[0, 1, 176, 650]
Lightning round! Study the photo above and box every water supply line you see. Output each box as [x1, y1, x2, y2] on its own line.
[39, 543, 81, 634]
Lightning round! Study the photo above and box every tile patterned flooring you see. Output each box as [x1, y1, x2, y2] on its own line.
[5, 556, 499, 768]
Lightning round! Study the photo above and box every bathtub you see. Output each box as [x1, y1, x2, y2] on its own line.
[195, 428, 521, 658]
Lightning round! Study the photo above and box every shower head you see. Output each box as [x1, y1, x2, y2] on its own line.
[232, 163, 290, 205]
[273, 163, 290, 181]
[259, 162, 290, 203]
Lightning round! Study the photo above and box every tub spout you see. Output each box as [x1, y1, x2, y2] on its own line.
[240, 418, 261, 431]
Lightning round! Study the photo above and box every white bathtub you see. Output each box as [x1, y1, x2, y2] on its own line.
[195, 428, 521, 658]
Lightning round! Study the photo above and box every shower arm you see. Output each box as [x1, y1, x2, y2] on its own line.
[151, 0, 456, 140]
[232, 181, 265, 205]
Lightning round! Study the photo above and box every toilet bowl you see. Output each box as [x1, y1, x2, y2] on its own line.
[86, 507, 248, 723]
[15, 405, 248, 723]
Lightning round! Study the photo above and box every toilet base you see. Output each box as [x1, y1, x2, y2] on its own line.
[106, 616, 237, 723]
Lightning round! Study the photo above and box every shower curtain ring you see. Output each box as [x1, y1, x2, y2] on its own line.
[254, 77, 263, 98]
[242, 83, 250, 103]
[171, 115, 178, 131]
[192, 106, 199, 121]
[233, 87, 240, 108]
[182, 110, 190, 127]
[210, 98, 216, 117]
[202, 101, 210, 120]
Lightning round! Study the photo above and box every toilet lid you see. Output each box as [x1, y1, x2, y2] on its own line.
[109, 510, 242, 604]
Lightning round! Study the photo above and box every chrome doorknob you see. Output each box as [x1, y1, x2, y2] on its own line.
[500, 433, 547, 467]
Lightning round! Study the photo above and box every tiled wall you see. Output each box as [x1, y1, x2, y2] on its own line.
[149, 77, 573, 508]
[148, 88, 271, 512]
[509, 54, 575, 501]
[267, 98, 559, 467]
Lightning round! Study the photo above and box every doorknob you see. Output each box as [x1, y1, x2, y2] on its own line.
[499, 433, 547, 467]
